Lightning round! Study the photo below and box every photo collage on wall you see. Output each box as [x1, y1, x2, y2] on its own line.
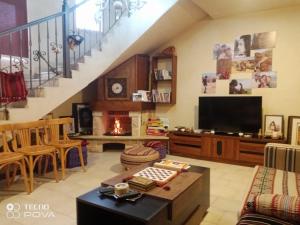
[201, 31, 277, 94]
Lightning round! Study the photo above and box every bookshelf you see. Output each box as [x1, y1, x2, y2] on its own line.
[151, 49, 177, 105]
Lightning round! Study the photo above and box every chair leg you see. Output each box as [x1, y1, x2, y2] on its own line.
[60, 149, 66, 180]
[37, 157, 42, 176]
[5, 165, 10, 187]
[52, 152, 59, 183]
[78, 145, 86, 172]
[43, 155, 49, 175]
[11, 164, 18, 185]
[20, 159, 30, 194]
[29, 156, 34, 192]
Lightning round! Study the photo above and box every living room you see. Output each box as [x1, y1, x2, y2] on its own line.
[1, 0, 300, 225]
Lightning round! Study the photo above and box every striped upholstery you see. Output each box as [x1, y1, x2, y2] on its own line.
[264, 143, 300, 172]
[253, 194, 300, 223]
[238, 213, 295, 225]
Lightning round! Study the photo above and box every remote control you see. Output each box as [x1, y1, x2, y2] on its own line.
[99, 186, 114, 194]
[115, 191, 140, 200]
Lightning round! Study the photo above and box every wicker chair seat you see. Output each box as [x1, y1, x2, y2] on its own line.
[17, 145, 56, 155]
[0, 152, 24, 164]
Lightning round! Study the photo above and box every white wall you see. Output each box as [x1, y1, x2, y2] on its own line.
[27, 0, 76, 21]
[155, 6, 300, 135]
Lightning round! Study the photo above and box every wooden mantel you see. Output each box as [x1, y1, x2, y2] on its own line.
[93, 101, 155, 111]
[92, 54, 155, 111]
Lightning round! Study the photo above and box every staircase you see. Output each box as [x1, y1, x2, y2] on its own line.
[0, 0, 178, 123]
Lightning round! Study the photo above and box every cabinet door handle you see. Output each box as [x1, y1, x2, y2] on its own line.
[217, 141, 222, 156]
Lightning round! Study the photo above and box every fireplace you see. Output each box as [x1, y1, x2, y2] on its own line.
[104, 111, 132, 136]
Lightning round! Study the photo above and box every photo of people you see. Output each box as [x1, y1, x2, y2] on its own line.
[252, 71, 277, 88]
[217, 58, 232, 79]
[252, 49, 272, 72]
[213, 43, 233, 60]
[264, 115, 283, 136]
[231, 57, 255, 74]
[202, 73, 216, 94]
[234, 34, 251, 58]
[229, 79, 252, 94]
[251, 31, 276, 50]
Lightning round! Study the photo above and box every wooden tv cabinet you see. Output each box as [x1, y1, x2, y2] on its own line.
[169, 131, 286, 166]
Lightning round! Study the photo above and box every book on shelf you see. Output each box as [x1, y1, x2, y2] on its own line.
[154, 69, 172, 81]
[152, 89, 171, 103]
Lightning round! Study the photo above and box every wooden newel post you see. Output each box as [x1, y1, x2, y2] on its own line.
[62, 0, 71, 78]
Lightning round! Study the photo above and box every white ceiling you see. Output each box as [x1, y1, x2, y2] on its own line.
[104, 0, 208, 72]
[103, 0, 300, 73]
[192, 0, 300, 18]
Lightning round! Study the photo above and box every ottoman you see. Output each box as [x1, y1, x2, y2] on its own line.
[120, 144, 160, 169]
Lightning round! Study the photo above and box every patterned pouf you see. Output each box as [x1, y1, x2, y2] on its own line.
[144, 141, 167, 159]
[120, 144, 160, 169]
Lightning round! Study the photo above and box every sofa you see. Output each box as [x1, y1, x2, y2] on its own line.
[237, 143, 300, 225]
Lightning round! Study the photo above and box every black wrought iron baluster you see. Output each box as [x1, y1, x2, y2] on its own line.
[62, 0, 71, 78]
[9, 33, 12, 73]
[78, 28, 81, 60]
[108, 0, 111, 30]
[37, 23, 41, 86]
[83, 29, 86, 55]
[29, 26, 33, 89]
[72, 11, 76, 65]
[47, 21, 50, 80]
[55, 17, 58, 76]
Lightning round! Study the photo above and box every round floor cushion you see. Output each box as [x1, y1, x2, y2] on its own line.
[120, 144, 160, 169]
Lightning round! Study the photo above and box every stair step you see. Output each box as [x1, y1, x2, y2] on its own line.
[27, 88, 45, 97]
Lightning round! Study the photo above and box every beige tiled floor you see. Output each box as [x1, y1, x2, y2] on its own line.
[0, 151, 253, 225]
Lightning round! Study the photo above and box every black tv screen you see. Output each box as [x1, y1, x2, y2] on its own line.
[198, 96, 262, 133]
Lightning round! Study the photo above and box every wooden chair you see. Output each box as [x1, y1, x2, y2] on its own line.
[11, 120, 59, 192]
[46, 117, 86, 180]
[0, 124, 30, 193]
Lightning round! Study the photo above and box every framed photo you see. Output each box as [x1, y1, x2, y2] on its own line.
[287, 116, 300, 145]
[264, 115, 284, 137]
[72, 103, 93, 134]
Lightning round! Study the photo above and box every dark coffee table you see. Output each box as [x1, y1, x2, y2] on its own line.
[76, 165, 210, 225]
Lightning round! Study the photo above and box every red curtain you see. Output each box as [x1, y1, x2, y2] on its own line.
[0, 0, 28, 57]
[0, 71, 28, 103]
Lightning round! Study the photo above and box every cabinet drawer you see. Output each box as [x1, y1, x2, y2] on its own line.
[170, 142, 201, 157]
[169, 135, 201, 147]
[239, 142, 265, 154]
[238, 142, 265, 165]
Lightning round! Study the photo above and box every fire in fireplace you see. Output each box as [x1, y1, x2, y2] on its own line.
[104, 111, 132, 136]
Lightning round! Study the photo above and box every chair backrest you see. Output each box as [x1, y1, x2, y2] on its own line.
[12, 120, 47, 148]
[264, 143, 300, 172]
[46, 117, 73, 143]
[0, 124, 14, 153]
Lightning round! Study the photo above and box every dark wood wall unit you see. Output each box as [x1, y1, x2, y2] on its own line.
[151, 55, 177, 105]
[93, 54, 155, 111]
[169, 132, 286, 166]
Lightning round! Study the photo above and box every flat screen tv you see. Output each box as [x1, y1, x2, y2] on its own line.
[198, 96, 262, 134]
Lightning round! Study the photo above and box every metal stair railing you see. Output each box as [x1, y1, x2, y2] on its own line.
[0, 0, 130, 105]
